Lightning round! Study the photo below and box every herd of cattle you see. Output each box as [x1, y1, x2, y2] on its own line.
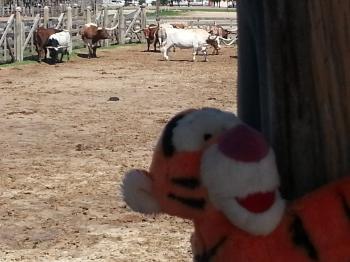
[33, 22, 237, 63]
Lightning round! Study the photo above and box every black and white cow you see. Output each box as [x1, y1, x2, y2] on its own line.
[46, 31, 72, 63]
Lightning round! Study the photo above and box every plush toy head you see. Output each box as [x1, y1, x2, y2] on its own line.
[122, 108, 285, 235]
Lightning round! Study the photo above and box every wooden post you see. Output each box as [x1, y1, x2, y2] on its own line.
[95, 4, 99, 24]
[156, 0, 160, 23]
[103, 6, 109, 47]
[118, 6, 125, 45]
[86, 6, 92, 24]
[59, 4, 64, 14]
[73, 4, 78, 17]
[237, 1, 350, 199]
[15, 7, 23, 62]
[66, 6, 72, 53]
[140, 5, 146, 43]
[4, 33, 7, 62]
[0, 0, 3, 15]
[43, 6, 49, 28]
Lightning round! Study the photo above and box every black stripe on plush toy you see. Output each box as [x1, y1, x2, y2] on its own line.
[171, 177, 200, 189]
[168, 193, 206, 209]
[162, 113, 186, 157]
[339, 193, 350, 219]
[290, 215, 319, 260]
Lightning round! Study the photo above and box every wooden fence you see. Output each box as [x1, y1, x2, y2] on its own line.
[0, 5, 237, 64]
[0, 5, 147, 63]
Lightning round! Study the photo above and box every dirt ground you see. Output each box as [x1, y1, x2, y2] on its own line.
[0, 44, 237, 261]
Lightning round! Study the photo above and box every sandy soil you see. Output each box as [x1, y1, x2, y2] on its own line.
[0, 44, 237, 262]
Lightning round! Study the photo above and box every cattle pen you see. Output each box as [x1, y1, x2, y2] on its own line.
[0, 4, 237, 64]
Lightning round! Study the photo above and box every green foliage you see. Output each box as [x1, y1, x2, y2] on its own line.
[160, 0, 169, 5]
[146, 9, 188, 17]
[139, 0, 146, 5]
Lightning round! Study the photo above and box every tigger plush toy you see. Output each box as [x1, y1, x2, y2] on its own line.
[122, 108, 350, 262]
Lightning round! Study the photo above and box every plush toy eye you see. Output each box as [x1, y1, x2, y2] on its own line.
[203, 133, 212, 141]
[170, 108, 241, 153]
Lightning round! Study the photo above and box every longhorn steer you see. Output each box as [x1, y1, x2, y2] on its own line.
[34, 27, 61, 62]
[80, 23, 118, 58]
[159, 28, 219, 62]
[133, 23, 175, 52]
[132, 24, 159, 52]
[46, 31, 72, 63]
[208, 25, 238, 55]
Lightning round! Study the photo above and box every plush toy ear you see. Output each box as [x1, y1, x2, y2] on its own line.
[122, 170, 161, 214]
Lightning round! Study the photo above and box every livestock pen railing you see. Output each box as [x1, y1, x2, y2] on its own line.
[0, 5, 147, 64]
[0, 5, 238, 64]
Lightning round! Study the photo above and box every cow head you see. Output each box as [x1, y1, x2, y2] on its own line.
[207, 35, 221, 51]
[96, 27, 111, 40]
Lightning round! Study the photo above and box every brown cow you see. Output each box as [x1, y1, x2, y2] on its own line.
[80, 23, 118, 58]
[170, 23, 187, 29]
[133, 23, 180, 52]
[34, 27, 61, 62]
[132, 24, 159, 52]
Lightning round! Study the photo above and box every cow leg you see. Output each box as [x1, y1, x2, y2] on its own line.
[192, 47, 197, 62]
[87, 44, 93, 59]
[37, 48, 42, 62]
[92, 46, 97, 58]
[60, 51, 64, 63]
[86, 40, 94, 58]
[147, 39, 150, 52]
[161, 44, 171, 61]
[154, 39, 158, 52]
[203, 48, 208, 62]
[44, 48, 48, 62]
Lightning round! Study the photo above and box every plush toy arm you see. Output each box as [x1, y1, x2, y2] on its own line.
[122, 169, 161, 214]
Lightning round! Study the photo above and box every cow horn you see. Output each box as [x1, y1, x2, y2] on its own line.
[105, 23, 119, 31]
[219, 37, 238, 46]
[132, 28, 144, 33]
[148, 25, 158, 29]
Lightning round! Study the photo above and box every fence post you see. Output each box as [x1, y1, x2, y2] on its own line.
[140, 5, 146, 43]
[67, 6, 72, 53]
[4, 32, 7, 62]
[0, 0, 3, 15]
[118, 7, 125, 45]
[15, 7, 23, 62]
[43, 6, 49, 28]
[103, 6, 109, 47]
[73, 3, 78, 17]
[59, 4, 64, 14]
[86, 6, 92, 24]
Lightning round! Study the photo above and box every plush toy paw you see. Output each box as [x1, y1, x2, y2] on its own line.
[122, 169, 160, 214]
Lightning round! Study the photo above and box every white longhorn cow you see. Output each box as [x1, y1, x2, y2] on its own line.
[159, 28, 219, 62]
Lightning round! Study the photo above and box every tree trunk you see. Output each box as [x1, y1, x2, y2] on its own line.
[237, 1, 350, 199]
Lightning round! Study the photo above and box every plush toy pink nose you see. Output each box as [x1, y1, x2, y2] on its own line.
[217, 125, 269, 162]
